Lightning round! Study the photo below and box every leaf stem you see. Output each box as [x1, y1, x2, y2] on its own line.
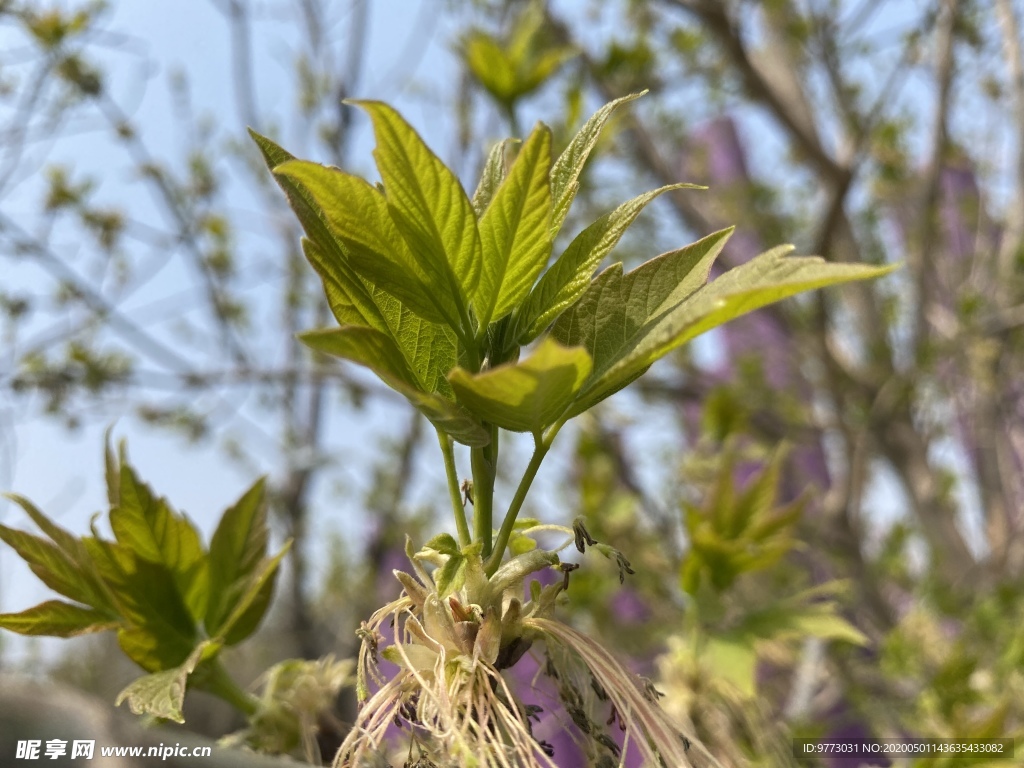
[484, 419, 565, 576]
[200, 660, 260, 718]
[472, 424, 499, 558]
[437, 429, 471, 547]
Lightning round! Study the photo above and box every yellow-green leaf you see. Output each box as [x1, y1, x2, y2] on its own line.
[515, 184, 700, 344]
[552, 228, 732, 414]
[550, 91, 646, 235]
[0, 600, 117, 638]
[274, 159, 457, 327]
[115, 640, 217, 724]
[217, 542, 291, 646]
[472, 138, 516, 216]
[584, 248, 898, 411]
[301, 327, 489, 447]
[704, 636, 758, 699]
[352, 100, 481, 324]
[449, 338, 591, 433]
[475, 123, 553, 326]
[110, 461, 207, 622]
[2, 493, 114, 613]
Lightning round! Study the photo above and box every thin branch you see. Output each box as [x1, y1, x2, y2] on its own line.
[910, 0, 957, 350]
[0, 212, 195, 375]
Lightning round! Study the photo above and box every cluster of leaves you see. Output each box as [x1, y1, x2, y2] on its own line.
[0, 441, 290, 724]
[252, 92, 891, 573]
[460, 0, 577, 119]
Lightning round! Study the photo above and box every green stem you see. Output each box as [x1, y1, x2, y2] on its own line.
[472, 424, 499, 557]
[484, 419, 565, 576]
[438, 429, 471, 547]
[201, 660, 260, 718]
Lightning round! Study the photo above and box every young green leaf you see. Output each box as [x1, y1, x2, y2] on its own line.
[552, 228, 733, 415]
[515, 184, 700, 344]
[424, 533, 462, 557]
[205, 479, 268, 637]
[110, 463, 207, 621]
[301, 327, 490, 446]
[449, 337, 592, 433]
[0, 600, 117, 638]
[217, 542, 291, 646]
[475, 123, 553, 326]
[434, 553, 468, 598]
[581, 248, 898, 412]
[351, 100, 482, 327]
[550, 91, 646, 235]
[471, 138, 517, 216]
[85, 542, 199, 671]
[2, 493, 115, 613]
[0, 523, 98, 607]
[301, 238, 389, 332]
[115, 640, 216, 723]
[273, 159, 459, 328]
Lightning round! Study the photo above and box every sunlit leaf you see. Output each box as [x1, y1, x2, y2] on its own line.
[552, 228, 732, 414]
[515, 184, 699, 344]
[351, 100, 481, 326]
[273, 159, 457, 327]
[471, 138, 516, 216]
[2, 493, 114, 612]
[475, 123, 552, 326]
[550, 91, 646, 235]
[582, 249, 897, 411]
[449, 338, 591, 433]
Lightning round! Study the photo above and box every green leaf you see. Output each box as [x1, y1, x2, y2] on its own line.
[351, 100, 482, 327]
[475, 123, 553, 326]
[205, 478, 268, 636]
[582, 247, 897, 411]
[217, 542, 291, 646]
[703, 636, 757, 699]
[461, 5, 576, 108]
[110, 463, 207, 621]
[0, 523, 95, 606]
[273, 159, 457, 328]
[0, 600, 117, 638]
[301, 327, 489, 446]
[471, 138, 516, 216]
[462, 31, 518, 105]
[449, 337, 592, 433]
[550, 91, 646, 235]
[789, 611, 869, 646]
[515, 184, 698, 344]
[85, 540, 198, 671]
[115, 640, 217, 724]
[301, 238, 388, 332]
[1, 493, 114, 613]
[424, 533, 462, 557]
[252, 130, 398, 335]
[104, 429, 120, 508]
[434, 553, 467, 598]
[551, 228, 733, 414]
[738, 584, 869, 647]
